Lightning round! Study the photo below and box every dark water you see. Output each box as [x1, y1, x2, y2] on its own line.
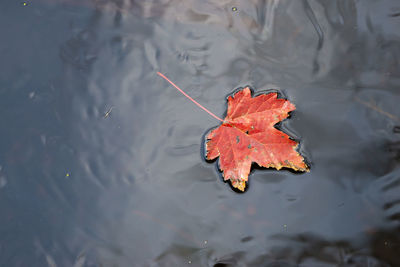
[1, 0, 400, 266]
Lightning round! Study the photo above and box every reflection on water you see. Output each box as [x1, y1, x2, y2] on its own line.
[0, 0, 399, 266]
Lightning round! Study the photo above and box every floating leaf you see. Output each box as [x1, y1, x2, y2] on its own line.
[206, 87, 308, 191]
[157, 73, 308, 192]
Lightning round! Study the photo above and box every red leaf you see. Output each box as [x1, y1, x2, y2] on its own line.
[206, 87, 308, 191]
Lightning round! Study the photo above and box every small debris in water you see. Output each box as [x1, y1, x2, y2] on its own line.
[204, 240, 208, 245]
[103, 106, 114, 118]
[29, 92, 35, 98]
[188, 260, 192, 264]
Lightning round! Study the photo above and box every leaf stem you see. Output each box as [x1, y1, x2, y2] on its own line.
[157, 72, 224, 122]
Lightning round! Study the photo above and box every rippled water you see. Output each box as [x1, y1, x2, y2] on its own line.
[1, 0, 400, 266]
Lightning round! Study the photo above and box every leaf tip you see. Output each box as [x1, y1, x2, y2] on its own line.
[232, 179, 246, 191]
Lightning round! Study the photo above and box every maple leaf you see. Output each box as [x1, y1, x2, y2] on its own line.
[156, 72, 308, 192]
[205, 87, 308, 191]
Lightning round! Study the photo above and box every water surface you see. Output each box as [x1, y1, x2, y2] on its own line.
[0, 0, 400, 266]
